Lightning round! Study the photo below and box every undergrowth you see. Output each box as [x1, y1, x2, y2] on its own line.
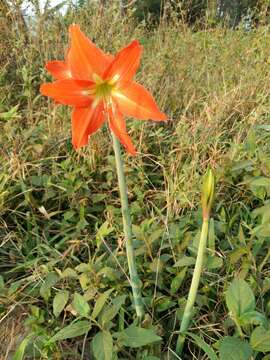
[1, 2, 270, 359]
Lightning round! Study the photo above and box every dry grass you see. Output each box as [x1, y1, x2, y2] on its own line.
[1, 2, 270, 359]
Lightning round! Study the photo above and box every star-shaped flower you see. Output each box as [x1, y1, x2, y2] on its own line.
[40, 24, 167, 155]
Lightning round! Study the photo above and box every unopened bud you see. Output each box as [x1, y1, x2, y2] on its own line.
[201, 168, 215, 220]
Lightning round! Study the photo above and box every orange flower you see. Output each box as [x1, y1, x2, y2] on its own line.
[40, 24, 167, 155]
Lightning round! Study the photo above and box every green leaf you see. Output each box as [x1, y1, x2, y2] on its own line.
[249, 177, 270, 188]
[40, 272, 59, 302]
[75, 262, 92, 273]
[97, 267, 121, 281]
[156, 297, 177, 312]
[53, 290, 69, 318]
[91, 289, 114, 320]
[219, 337, 252, 360]
[72, 292, 90, 318]
[51, 320, 91, 342]
[170, 267, 187, 294]
[239, 311, 268, 327]
[226, 278, 255, 318]
[61, 267, 77, 279]
[0, 104, 19, 121]
[250, 326, 270, 352]
[148, 228, 164, 244]
[100, 295, 126, 326]
[92, 331, 113, 360]
[173, 256, 195, 268]
[12, 335, 31, 360]
[96, 221, 114, 248]
[115, 325, 161, 348]
[206, 255, 223, 269]
[0, 275, 4, 290]
[187, 333, 218, 360]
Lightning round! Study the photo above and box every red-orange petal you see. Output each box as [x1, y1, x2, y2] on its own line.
[113, 82, 167, 121]
[72, 103, 104, 149]
[45, 61, 72, 80]
[68, 24, 112, 80]
[103, 40, 142, 87]
[108, 104, 136, 156]
[40, 79, 94, 107]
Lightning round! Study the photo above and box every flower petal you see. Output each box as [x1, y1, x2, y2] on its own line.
[103, 40, 142, 86]
[45, 60, 72, 80]
[40, 79, 94, 107]
[113, 82, 167, 121]
[72, 103, 105, 149]
[68, 24, 112, 80]
[108, 105, 136, 156]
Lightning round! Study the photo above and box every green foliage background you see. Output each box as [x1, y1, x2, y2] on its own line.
[1, 0, 270, 359]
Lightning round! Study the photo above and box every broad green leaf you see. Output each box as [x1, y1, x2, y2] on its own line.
[239, 311, 268, 327]
[252, 203, 270, 223]
[92, 331, 113, 360]
[187, 333, 218, 360]
[206, 255, 223, 269]
[91, 289, 114, 320]
[61, 268, 77, 279]
[96, 221, 114, 248]
[76, 263, 92, 273]
[12, 335, 31, 360]
[51, 320, 91, 342]
[173, 256, 195, 268]
[92, 193, 107, 203]
[263, 278, 270, 293]
[132, 224, 144, 241]
[229, 248, 248, 265]
[72, 292, 90, 318]
[97, 267, 121, 281]
[100, 295, 126, 326]
[252, 224, 270, 237]
[40, 272, 59, 302]
[79, 273, 90, 291]
[115, 325, 161, 348]
[250, 326, 270, 352]
[231, 160, 254, 172]
[148, 229, 164, 244]
[219, 336, 252, 360]
[170, 267, 187, 294]
[226, 279, 255, 318]
[53, 290, 69, 318]
[156, 297, 177, 312]
[250, 177, 270, 188]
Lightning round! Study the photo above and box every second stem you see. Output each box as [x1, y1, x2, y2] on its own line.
[176, 219, 209, 354]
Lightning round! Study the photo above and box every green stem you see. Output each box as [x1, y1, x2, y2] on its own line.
[111, 133, 144, 320]
[176, 219, 209, 355]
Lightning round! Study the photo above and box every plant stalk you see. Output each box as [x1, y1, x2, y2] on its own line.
[176, 219, 209, 355]
[111, 133, 144, 320]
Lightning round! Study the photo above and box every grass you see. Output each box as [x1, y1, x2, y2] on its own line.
[1, 2, 270, 359]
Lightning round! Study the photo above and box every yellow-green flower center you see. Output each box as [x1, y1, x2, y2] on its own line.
[92, 73, 118, 104]
[95, 81, 114, 100]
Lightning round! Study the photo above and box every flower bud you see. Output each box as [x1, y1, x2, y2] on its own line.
[201, 168, 215, 220]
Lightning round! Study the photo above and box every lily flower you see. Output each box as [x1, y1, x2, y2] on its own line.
[40, 24, 167, 155]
